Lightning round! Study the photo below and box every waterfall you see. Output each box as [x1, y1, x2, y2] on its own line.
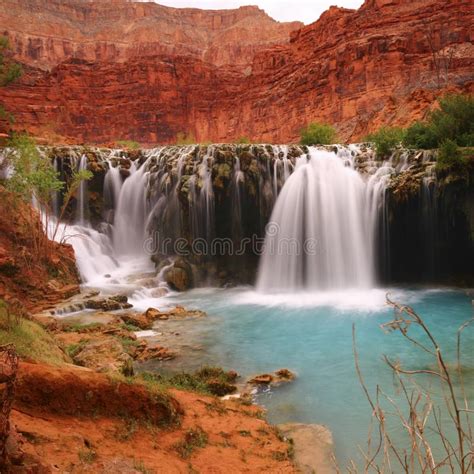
[104, 161, 123, 211]
[75, 154, 89, 225]
[52, 157, 60, 217]
[257, 148, 378, 293]
[113, 160, 150, 256]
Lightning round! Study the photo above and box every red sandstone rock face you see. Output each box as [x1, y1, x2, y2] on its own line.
[0, 0, 472, 144]
[1, 0, 301, 69]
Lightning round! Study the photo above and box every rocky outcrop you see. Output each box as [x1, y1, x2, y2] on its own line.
[0, 186, 80, 313]
[0, 0, 472, 144]
[0, 0, 301, 70]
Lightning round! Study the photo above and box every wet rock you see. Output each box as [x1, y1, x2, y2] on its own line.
[84, 296, 133, 311]
[134, 344, 176, 362]
[206, 380, 237, 397]
[73, 338, 132, 373]
[277, 423, 335, 474]
[249, 374, 274, 385]
[121, 312, 152, 330]
[145, 306, 206, 321]
[275, 368, 296, 381]
[249, 369, 296, 386]
[164, 259, 193, 291]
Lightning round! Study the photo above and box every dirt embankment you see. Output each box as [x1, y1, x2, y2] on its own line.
[6, 362, 295, 473]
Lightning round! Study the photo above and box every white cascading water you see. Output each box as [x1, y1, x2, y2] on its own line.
[113, 161, 150, 256]
[257, 148, 378, 293]
[75, 154, 88, 225]
[42, 145, 405, 299]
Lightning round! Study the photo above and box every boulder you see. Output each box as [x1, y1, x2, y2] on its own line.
[73, 338, 132, 373]
[249, 374, 274, 385]
[84, 295, 133, 311]
[163, 259, 193, 292]
[121, 312, 152, 330]
[134, 344, 176, 362]
[277, 423, 335, 474]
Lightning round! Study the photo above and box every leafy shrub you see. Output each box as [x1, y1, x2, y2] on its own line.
[404, 94, 474, 150]
[174, 427, 208, 459]
[116, 140, 140, 150]
[365, 127, 405, 158]
[6, 134, 63, 204]
[0, 36, 22, 87]
[430, 94, 474, 147]
[236, 136, 251, 144]
[300, 122, 337, 146]
[403, 121, 438, 149]
[436, 139, 467, 173]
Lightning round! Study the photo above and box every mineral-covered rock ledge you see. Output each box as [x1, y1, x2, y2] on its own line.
[20, 143, 473, 286]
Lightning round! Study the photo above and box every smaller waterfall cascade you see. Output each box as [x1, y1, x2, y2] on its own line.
[113, 160, 150, 256]
[257, 148, 379, 293]
[75, 154, 89, 225]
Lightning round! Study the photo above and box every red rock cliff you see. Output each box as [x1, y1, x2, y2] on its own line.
[0, 0, 472, 144]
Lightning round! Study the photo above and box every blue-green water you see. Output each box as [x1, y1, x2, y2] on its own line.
[158, 287, 473, 467]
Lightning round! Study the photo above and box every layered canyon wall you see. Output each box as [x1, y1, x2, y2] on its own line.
[0, 0, 472, 144]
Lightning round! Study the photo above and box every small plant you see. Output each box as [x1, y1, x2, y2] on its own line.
[300, 122, 337, 146]
[174, 427, 208, 459]
[271, 451, 287, 462]
[365, 126, 405, 158]
[133, 459, 152, 474]
[236, 136, 251, 144]
[349, 297, 473, 473]
[0, 299, 22, 331]
[78, 448, 97, 464]
[114, 418, 138, 442]
[116, 140, 140, 150]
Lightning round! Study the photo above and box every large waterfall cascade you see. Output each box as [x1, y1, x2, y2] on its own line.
[257, 149, 378, 292]
[33, 144, 437, 293]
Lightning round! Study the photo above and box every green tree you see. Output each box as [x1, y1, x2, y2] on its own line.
[300, 122, 337, 146]
[436, 139, 467, 174]
[0, 36, 22, 123]
[404, 94, 474, 150]
[403, 121, 438, 150]
[5, 134, 92, 251]
[430, 94, 474, 147]
[365, 127, 405, 158]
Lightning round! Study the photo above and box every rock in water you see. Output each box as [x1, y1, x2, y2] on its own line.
[277, 423, 335, 474]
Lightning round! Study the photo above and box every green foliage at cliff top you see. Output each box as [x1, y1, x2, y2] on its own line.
[300, 122, 337, 146]
[116, 140, 140, 150]
[365, 127, 405, 158]
[404, 94, 474, 149]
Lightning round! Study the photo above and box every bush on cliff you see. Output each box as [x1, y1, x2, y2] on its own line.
[430, 94, 474, 147]
[404, 94, 474, 149]
[300, 122, 337, 146]
[365, 126, 405, 158]
[436, 139, 468, 175]
[403, 121, 438, 149]
[0, 36, 22, 123]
